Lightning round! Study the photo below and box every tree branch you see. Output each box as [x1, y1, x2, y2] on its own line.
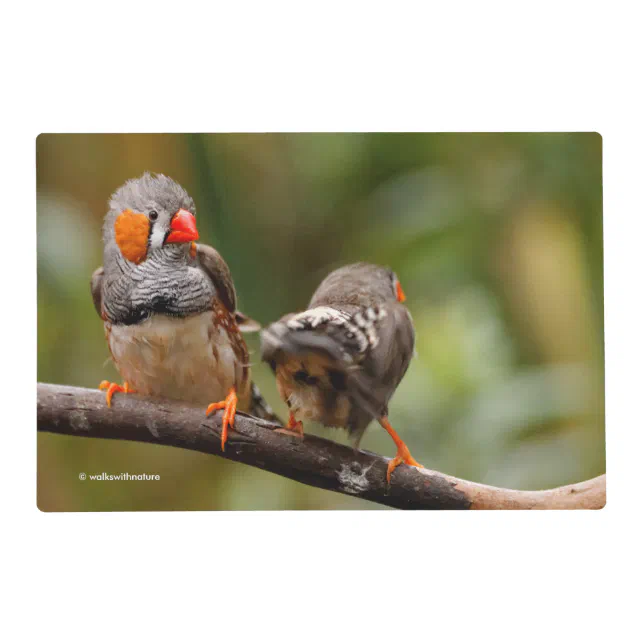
[37, 383, 606, 510]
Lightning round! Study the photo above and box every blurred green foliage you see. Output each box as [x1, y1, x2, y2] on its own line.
[36, 133, 604, 511]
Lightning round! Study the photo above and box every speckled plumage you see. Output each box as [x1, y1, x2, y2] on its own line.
[261, 262, 415, 446]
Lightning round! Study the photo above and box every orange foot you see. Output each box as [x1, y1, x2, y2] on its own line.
[206, 388, 238, 452]
[379, 417, 424, 484]
[275, 412, 304, 438]
[98, 380, 136, 408]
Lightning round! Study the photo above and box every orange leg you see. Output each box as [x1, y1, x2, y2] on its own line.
[379, 416, 423, 483]
[206, 388, 238, 452]
[98, 380, 136, 408]
[275, 412, 304, 438]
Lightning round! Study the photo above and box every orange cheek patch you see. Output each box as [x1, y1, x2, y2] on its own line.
[114, 210, 150, 264]
[396, 281, 406, 303]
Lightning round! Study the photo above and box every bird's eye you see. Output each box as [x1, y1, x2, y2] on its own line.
[149, 210, 158, 221]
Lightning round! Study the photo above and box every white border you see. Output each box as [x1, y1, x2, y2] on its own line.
[3, 3, 640, 642]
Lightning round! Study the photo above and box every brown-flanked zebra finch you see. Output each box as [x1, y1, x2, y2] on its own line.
[260, 262, 423, 482]
[91, 172, 277, 450]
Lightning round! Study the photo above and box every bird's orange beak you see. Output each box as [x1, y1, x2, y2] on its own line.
[166, 209, 199, 244]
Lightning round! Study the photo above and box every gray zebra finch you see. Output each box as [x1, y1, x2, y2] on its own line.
[91, 173, 277, 450]
[260, 262, 423, 482]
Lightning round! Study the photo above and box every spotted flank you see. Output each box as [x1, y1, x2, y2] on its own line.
[349, 306, 387, 352]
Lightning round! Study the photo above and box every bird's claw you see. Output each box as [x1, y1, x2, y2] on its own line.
[206, 388, 238, 452]
[386, 445, 424, 484]
[98, 380, 135, 407]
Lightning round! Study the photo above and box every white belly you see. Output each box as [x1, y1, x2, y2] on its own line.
[107, 312, 239, 404]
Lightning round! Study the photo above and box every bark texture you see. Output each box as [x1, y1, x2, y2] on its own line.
[37, 383, 606, 510]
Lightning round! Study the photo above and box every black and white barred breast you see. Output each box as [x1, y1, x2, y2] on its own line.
[102, 246, 214, 325]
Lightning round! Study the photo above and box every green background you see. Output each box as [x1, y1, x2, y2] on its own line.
[36, 133, 604, 511]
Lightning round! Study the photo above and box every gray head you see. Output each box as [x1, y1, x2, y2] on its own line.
[310, 262, 406, 309]
[103, 173, 199, 267]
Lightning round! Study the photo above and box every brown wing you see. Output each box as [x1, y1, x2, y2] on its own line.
[90, 267, 104, 318]
[195, 244, 237, 312]
[195, 244, 260, 332]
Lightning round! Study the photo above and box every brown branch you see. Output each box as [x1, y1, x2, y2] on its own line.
[37, 383, 606, 510]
